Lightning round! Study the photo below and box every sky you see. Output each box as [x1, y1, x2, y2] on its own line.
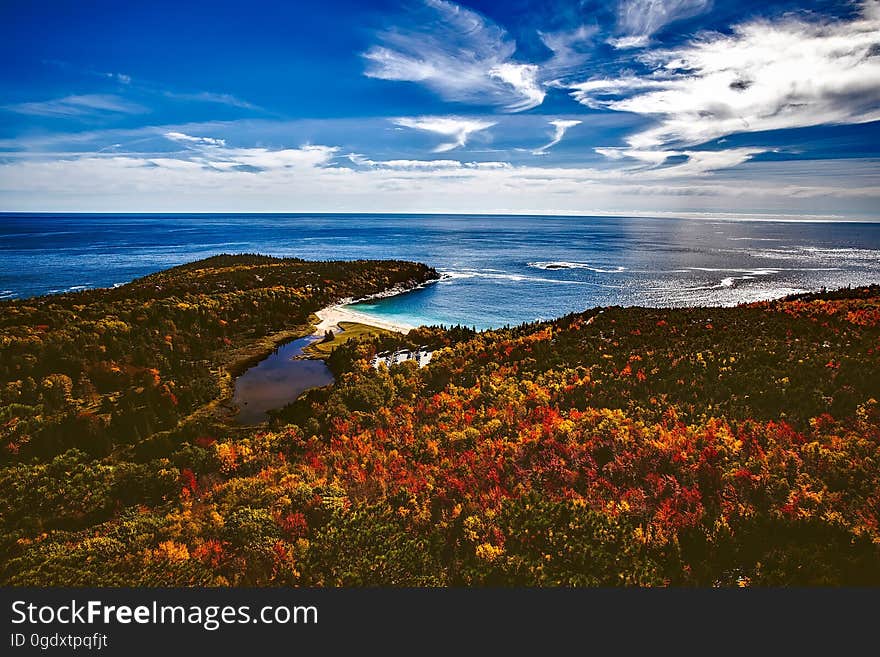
[0, 0, 879, 218]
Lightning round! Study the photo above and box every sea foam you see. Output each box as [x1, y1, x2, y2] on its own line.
[527, 261, 626, 273]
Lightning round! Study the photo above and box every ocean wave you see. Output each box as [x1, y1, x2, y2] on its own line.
[0, 290, 15, 299]
[440, 269, 625, 288]
[648, 272, 764, 292]
[527, 261, 626, 273]
[47, 284, 92, 294]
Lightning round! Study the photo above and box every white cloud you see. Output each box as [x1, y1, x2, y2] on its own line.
[347, 154, 511, 170]
[608, 35, 651, 49]
[612, 0, 711, 48]
[465, 161, 511, 170]
[4, 94, 148, 117]
[2, 147, 876, 218]
[594, 146, 677, 165]
[594, 143, 766, 175]
[579, 1, 880, 169]
[533, 119, 582, 154]
[206, 145, 338, 171]
[648, 147, 767, 176]
[165, 132, 226, 147]
[487, 63, 545, 112]
[128, 138, 338, 172]
[394, 116, 496, 152]
[363, 0, 545, 111]
[106, 72, 132, 84]
[348, 154, 464, 169]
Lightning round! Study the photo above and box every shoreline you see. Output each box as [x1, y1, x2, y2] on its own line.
[311, 275, 438, 335]
[314, 304, 415, 334]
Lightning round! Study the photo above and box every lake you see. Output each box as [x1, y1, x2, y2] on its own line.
[232, 334, 333, 425]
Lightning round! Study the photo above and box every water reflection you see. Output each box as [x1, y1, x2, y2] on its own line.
[232, 334, 334, 424]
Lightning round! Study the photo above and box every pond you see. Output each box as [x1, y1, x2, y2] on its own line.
[232, 333, 334, 425]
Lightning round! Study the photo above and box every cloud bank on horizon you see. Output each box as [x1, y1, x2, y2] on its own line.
[0, 0, 878, 218]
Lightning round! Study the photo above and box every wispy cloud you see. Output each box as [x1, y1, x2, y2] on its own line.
[347, 153, 511, 170]
[42, 59, 132, 85]
[539, 24, 598, 74]
[159, 136, 337, 171]
[105, 72, 132, 84]
[4, 94, 148, 118]
[578, 1, 880, 169]
[3, 142, 876, 217]
[487, 63, 545, 112]
[164, 131, 226, 147]
[363, 0, 545, 111]
[210, 145, 338, 171]
[611, 0, 711, 48]
[161, 91, 261, 110]
[533, 119, 582, 154]
[348, 154, 462, 169]
[638, 147, 766, 176]
[394, 116, 496, 152]
[40, 59, 261, 112]
[594, 146, 678, 166]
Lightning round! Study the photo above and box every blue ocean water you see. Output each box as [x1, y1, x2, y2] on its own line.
[2, 213, 880, 329]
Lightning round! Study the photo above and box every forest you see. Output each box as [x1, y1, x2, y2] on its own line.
[1, 257, 878, 586]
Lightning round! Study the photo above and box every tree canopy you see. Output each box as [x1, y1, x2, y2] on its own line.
[1, 261, 877, 587]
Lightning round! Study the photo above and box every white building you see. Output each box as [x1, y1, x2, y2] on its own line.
[371, 346, 433, 369]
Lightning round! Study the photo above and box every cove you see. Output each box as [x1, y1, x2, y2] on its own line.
[232, 333, 334, 425]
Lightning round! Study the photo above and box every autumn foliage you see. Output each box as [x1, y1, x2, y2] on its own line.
[1, 265, 878, 587]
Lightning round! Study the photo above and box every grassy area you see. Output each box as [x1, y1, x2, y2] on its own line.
[303, 321, 396, 358]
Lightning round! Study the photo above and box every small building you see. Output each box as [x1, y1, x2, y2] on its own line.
[371, 346, 434, 369]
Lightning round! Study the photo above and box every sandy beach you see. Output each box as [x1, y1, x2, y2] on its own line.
[314, 304, 415, 335]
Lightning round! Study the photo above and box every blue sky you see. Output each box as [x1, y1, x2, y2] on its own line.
[1, 0, 878, 218]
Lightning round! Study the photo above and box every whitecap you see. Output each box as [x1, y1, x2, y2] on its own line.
[527, 261, 626, 273]
[440, 269, 625, 288]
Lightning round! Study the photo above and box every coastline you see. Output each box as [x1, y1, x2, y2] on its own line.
[314, 304, 415, 334]
[312, 274, 439, 335]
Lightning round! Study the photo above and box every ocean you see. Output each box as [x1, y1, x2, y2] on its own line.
[2, 213, 880, 329]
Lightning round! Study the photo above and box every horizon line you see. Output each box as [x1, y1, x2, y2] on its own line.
[1, 210, 879, 224]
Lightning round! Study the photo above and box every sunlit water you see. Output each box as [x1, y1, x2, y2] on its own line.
[3, 213, 880, 330]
